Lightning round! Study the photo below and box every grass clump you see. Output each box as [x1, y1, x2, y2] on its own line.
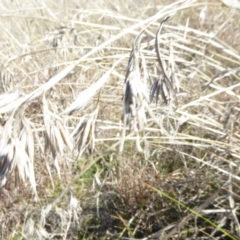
[0, 0, 240, 239]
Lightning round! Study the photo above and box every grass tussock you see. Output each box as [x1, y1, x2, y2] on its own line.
[0, 0, 240, 239]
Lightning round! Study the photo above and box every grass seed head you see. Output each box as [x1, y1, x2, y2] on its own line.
[0, 0, 240, 239]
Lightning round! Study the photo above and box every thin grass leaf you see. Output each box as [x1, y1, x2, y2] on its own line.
[53, 154, 61, 179]
[0, 91, 20, 107]
[145, 183, 236, 240]
[53, 124, 65, 156]
[61, 59, 122, 115]
[149, 78, 159, 103]
[56, 119, 73, 151]
[0, 95, 26, 114]
[19, 117, 35, 164]
[73, 109, 98, 156]
[154, 16, 178, 110]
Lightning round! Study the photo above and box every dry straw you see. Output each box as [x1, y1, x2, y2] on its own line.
[0, 0, 240, 239]
[150, 16, 178, 111]
[43, 93, 73, 180]
[0, 109, 37, 199]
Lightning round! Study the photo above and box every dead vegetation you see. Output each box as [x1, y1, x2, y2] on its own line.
[0, 0, 240, 239]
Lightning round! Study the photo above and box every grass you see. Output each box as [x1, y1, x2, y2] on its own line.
[0, 0, 240, 239]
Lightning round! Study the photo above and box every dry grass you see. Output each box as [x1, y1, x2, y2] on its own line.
[0, 0, 240, 239]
